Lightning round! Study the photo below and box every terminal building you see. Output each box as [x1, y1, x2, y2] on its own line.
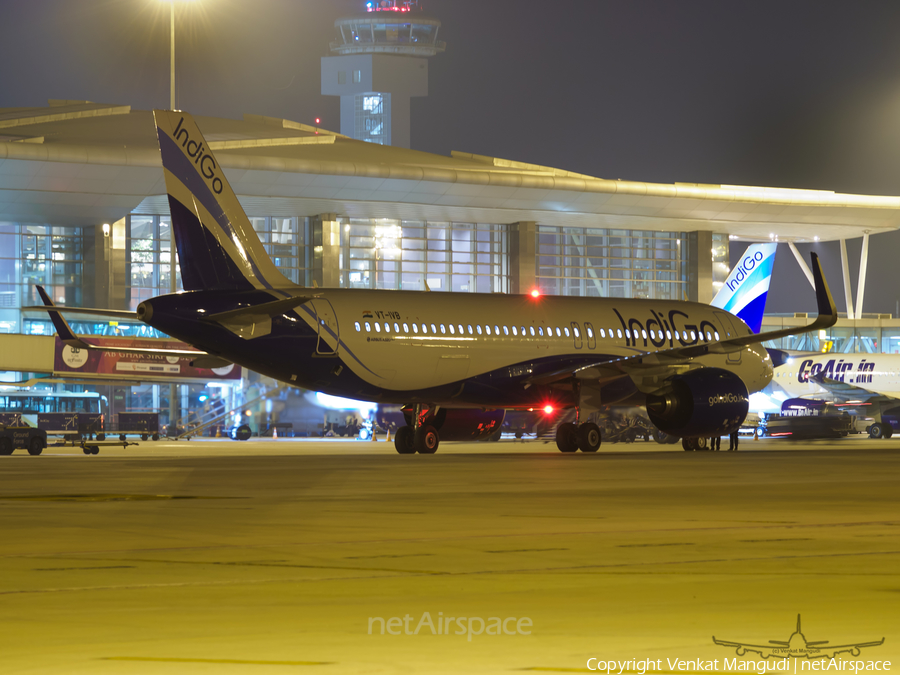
[2, 100, 900, 430]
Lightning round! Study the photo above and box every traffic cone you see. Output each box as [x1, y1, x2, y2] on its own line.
[386, 429, 391, 442]
[753, 427, 759, 440]
[273, 426, 278, 439]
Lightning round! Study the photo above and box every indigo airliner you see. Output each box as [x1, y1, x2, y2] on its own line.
[35, 111, 838, 454]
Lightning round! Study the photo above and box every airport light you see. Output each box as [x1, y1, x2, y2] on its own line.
[543, 405, 554, 414]
[162, 0, 197, 109]
[530, 289, 541, 298]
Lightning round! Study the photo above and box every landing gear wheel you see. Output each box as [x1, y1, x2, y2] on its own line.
[27, 436, 44, 456]
[119, 434, 126, 441]
[90, 446, 100, 455]
[394, 426, 415, 454]
[151, 433, 160, 441]
[577, 422, 601, 452]
[556, 422, 578, 453]
[413, 425, 439, 454]
[97, 433, 106, 441]
[696, 437, 709, 451]
[869, 423, 888, 439]
[0, 438, 13, 455]
[682, 437, 697, 451]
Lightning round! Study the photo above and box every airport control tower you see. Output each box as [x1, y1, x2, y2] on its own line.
[321, 0, 445, 148]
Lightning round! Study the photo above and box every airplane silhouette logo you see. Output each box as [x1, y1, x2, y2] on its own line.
[713, 615, 884, 659]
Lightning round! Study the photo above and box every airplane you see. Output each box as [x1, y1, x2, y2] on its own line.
[711, 243, 778, 334]
[30, 110, 839, 455]
[714, 614, 884, 659]
[772, 352, 900, 438]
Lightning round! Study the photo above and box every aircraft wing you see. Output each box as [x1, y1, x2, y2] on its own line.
[712, 637, 779, 658]
[31, 285, 225, 365]
[530, 252, 836, 387]
[815, 640, 885, 658]
[809, 373, 897, 405]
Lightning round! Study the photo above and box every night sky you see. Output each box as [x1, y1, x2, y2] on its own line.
[2, 0, 900, 314]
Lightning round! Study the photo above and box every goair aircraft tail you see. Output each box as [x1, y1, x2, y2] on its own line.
[153, 110, 296, 293]
[711, 243, 777, 333]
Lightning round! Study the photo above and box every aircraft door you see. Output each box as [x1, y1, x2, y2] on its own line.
[571, 322, 583, 349]
[714, 311, 741, 365]
[311, 298, 340, 357]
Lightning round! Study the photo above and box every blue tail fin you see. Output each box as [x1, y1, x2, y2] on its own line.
[153, 110, 295, 293]
[711, 243, 777, 333]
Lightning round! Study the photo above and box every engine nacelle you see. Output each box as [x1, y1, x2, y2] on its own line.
[645, 368, 748, 437]
[404, 408, 505, 441]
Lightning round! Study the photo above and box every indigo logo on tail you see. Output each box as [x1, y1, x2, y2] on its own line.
[711, 243, 777, 334]
[172, 117, 224, 194]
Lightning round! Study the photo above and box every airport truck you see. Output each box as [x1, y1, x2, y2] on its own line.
[0, 423, 48, 456]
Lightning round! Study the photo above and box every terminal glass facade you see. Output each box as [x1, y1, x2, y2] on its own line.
[0, 221, 84, 335]
[354, 93, 388, 145]
[340, 218, 509, 293]
[128, 215, 180, 310]
[536, 226, 688, 299]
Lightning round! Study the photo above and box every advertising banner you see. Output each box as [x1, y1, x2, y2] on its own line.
[53, 337, 241, 382]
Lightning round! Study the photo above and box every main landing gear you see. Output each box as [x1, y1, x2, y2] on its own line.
[555, 421, 601, 453]
[394, 404, 440, 454]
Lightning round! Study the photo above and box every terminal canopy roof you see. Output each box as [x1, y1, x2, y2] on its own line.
[1, 101, 899, 240]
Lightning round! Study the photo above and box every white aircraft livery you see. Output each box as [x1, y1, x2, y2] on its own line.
[710, 243, 777, 334]
[33, 110, 839, 454]
[774, 353, 900, 438]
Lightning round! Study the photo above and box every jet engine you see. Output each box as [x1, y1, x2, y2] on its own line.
[403, 408, 505, 441]
[645, 368, 749, 437]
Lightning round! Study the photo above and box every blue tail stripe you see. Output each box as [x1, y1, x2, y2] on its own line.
[168, 197, 256, 291]
[157, 127, 282, 293]
[734, 292, 767, 333]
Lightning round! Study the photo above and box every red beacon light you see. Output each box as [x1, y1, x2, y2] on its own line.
[530, 289, 541, 298]
[543, 405, 554, 414]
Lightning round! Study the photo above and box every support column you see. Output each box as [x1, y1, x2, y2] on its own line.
[787, 242, 815, 289]
[310, 213, 342, 288]
[508, 221, 536, 295]
[855, 232, 870, 320]
[840, 239, 855, 320]
[688, 230, 713, 304]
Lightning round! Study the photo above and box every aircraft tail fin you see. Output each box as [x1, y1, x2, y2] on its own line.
[152, 110, 295, 294]
[711, 243, 778, 333]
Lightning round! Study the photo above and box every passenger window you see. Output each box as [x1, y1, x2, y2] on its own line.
[421, 323, 428, 334]
[529, 326, 535, 336]
[394, 322, 400, 332]
[431, 323, 437, 334]
[573, 326, 580, 338]
[617, 329, 623, 339]
[385, 322, 390, 332]
[355, 321, 361, 332]
[585, 322, 596, 349]
[503, 326, 509, 336]
[520, 326, 526, 335]
[476, 325, 483, 335]
[485, 325, 491, 336]
[556, 327, 561, 337]
[586, 326, 594, 339]
[468, 324, 474, 334]
[705, 331, 711, 341]
[690, 330, 696, 341]
[642, 330, 647, 340]
[403, 322, 409, 333]
[682, 330, 688, 341]
[458, 324, 464, 334]
[412, 323, 418, 333]
[599, 328, 605, 338]
[374, 322, 381, 333]
[564, 327, 570, 337]
[714, 331, 720, 340]
[666, 330, 672, 340]
[494, 325, 500, 335]
[625, 329, 631, 339]
[365, 321, 371, 332]
[449, 324, 455, 334]
[440, 324, 446, 334]
[512, 326, 518, 336]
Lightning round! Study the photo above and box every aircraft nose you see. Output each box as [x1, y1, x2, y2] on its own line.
[136, 300, 153, 322]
